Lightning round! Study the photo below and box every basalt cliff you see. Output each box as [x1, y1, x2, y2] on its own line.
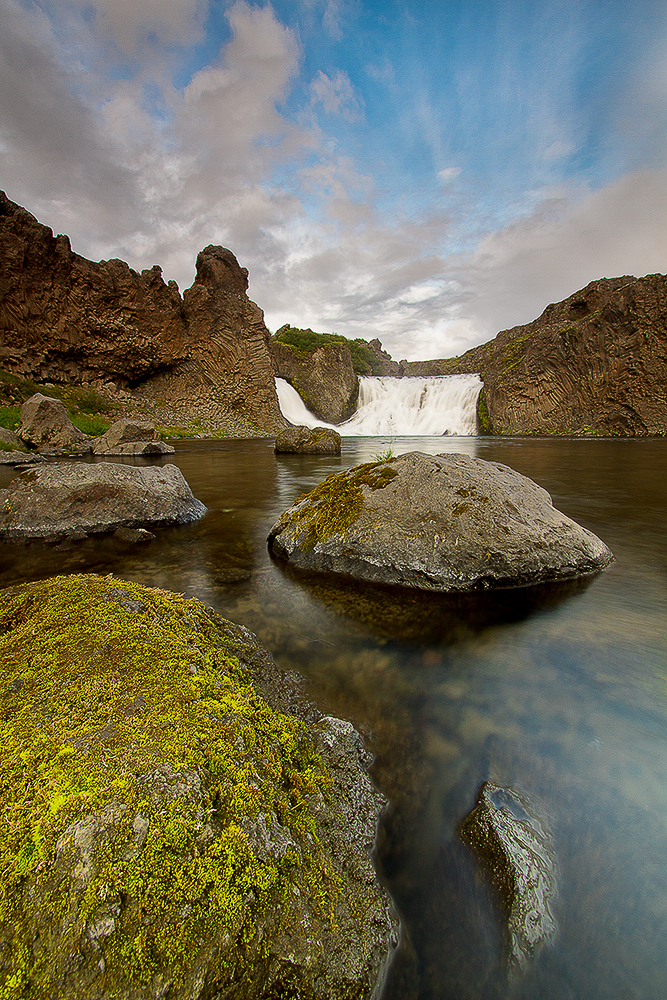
[403, 274, 667, 436]
[0, 192, 285, 435]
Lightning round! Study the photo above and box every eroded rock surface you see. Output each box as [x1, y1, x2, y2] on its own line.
[0, 575, 398, 999]
[402, 274, 667, 435]
[267, 451, 613, 591]
[0, 193, 284, 434]
[0, 462, 206, 540]
[271, 339, 359, 424]
[92, 418, 174, 456]
[460, 782, 557, 971]
[19, 393, 89, 451]
[274, 425, 342, 454]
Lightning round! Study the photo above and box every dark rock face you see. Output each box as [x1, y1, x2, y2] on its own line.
[0, 193, 284, 434]
[365, 339, 401, 376]
[401, 274, 667, 435]
[274, 425, 342, 454]
[91, 418, 175, 456]
[0, 575, 398, 999]
[460, 782, 557, 971]
[19, 393, 88, 451]
[271, 339, 359, 423]
[267, 451, 613, 591]
[0, 462, 206, 540]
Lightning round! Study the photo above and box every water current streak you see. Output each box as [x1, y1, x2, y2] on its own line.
[275, 374, 483, 436]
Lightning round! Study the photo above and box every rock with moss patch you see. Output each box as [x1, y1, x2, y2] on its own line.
[460, 782, 557, 972]
[274, 425, 342, 454]
[0, 462, 206, 541]
[19, 393, 90, 451]
[0, 574, 398, 999]
[267, 451, 613, 591]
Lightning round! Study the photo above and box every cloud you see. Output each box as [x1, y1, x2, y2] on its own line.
[310, 69, 364, 121]
[438, 167, 461, 183]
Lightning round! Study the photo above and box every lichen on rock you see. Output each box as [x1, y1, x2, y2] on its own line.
[0, 574, 397, 999]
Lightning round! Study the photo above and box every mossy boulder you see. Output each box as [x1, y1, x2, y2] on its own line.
[274, 425, 342, 455]
[267, 452, 613, 591]
[0, 575, 398, 999]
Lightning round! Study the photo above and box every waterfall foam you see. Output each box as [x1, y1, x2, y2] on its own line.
[275, 374, 482, 436]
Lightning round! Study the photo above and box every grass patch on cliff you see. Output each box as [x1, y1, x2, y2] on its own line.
[0, 574, 334, 997]
[274, 326, 383, 375]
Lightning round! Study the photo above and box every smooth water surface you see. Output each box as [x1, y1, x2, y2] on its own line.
[2, 436, 666, 999]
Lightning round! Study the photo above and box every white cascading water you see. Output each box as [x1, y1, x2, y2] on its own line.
[275, 374, 483, 436]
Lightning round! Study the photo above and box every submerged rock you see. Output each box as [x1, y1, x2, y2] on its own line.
[92, 418, 175, 456]
[0, 574, 398, 999]
[460, 782, 557, 971]
[267, 451, 613, 591]
[274, 424, 342, 454]
[0, 462, 206, 540]
[19, 393, 89, 451]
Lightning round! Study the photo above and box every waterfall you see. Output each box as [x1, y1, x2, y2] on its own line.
[275, 374, 483, 436]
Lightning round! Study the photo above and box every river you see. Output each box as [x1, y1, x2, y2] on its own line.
[1, 434, 666, 1000]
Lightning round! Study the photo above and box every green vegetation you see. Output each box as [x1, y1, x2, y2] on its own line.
[0, 575, 335, 997]
[0, 369, 118, 440]
[280, 461, 398, 551]
[274, 326, 384, 375]
[476, 389, 493, 434]
[500, 333, 532, 373]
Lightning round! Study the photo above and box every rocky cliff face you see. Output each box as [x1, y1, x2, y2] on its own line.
[402, 274, 667, 436]
[0, 193, 285, 434]
[270, 339, 359, 424]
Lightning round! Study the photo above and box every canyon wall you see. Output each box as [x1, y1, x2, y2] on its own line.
[0, 192, 284, 434]
[402, 275, 667, 435]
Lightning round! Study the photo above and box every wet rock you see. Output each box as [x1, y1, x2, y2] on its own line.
[0, 462, 206, 540]
[19, 393, 88, 450]
[267, 451, 613, 592]
[0, 574, 398, 999]
[274, 424, 342, 454]
[460, 782, 557, 971]
[92, 418, 175, 456]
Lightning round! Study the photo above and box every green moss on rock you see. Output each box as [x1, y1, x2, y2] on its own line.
[0, 574, 337, 998]
[280, 461, 398, 552]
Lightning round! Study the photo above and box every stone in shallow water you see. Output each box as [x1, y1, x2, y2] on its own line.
[267, 451, 613, 591]
[0, 462, 206, 540]
[460, 781, 557, 972]
[274, 424, 341, 454]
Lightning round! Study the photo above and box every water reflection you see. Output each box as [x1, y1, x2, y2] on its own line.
[1, 437, 667, 1000]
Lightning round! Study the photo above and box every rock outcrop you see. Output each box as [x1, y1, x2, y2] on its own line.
[460, 782, 557, 972]
[402, 274, 667, 436]
[274, 425, 342, 454]
[267, 452, 613, 591]
[271, 339, 359, 424]
[0, 193, 285, 434]
[91, 418, 174, 456]
[0, 462, 206, 540]
[0, 575, 398, 999]
[19, 393, 89, 451]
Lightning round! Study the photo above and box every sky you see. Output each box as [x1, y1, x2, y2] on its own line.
[1, 0, 666, 361]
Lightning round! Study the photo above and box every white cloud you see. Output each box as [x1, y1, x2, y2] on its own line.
[310, 69, 364, 121]
[438, 167, 461, 183]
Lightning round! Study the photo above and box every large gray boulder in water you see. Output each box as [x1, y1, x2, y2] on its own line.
[460, 782, 557, 971]
[267, 451, 613, 591]
[0, 462, 206, 540]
